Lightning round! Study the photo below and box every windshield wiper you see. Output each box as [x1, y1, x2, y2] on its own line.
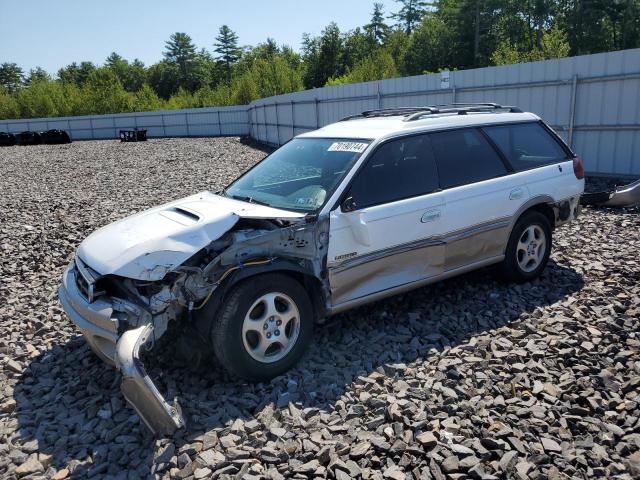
[229, 194, 271, 207]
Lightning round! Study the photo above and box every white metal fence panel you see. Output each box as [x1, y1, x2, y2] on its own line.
[0, 106, 250, 141]
[249, 48, 640, 177]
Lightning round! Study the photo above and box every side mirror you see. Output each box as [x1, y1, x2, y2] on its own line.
[341, 196, 357, 213]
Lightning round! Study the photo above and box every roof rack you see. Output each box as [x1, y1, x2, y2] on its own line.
[339, 103, 522, 122]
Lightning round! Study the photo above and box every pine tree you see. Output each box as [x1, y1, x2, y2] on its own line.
[390, 0, 434, 34]
[0, 63, 24, 93]
[164, 32, 197, 75]
[214, 25, 242, 82]
[365, 3, 390, 43]
[25, 67, 50, 85]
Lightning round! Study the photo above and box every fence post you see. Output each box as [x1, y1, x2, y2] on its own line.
[185, 113, 190, 137]
[315, 98, 320, 128]
[377, 82, 382, 109]
[161, 112, 167, 137]
[290, 101, 295, 137]
[274, 103, 281, 146]
[217, 110, 222, 136]
[89, 117, 95, 139]
[568, 74, 578, 148]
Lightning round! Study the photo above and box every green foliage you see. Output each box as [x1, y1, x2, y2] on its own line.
[390, 0, 434, 34]
[132, 84, 164, 111]
[14, 79, 70, 117]
[0, 87, 20, 119]
[214, 25, 242, 82]
[105, 53, 146, 92]
[25, 67, 50, 85]
[403, 15, 454, 75]
[327, 50, 398, 85]
[57, 61, 96, 87]
[81, 68, 133, 114]
[302, 22, 346, 88]
[492, 26, 571, 65]
[365, 3, 390, 43]
[0, 63, 24, 93]
[2, 1, 639, 120]
[164, 33, 197, 68]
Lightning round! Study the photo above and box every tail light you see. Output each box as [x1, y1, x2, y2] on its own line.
[573, 156, 585, 180]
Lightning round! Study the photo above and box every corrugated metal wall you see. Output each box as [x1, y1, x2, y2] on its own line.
[0, 106, 250, 140]
[249, 49, 640, 177]
[1, 49, 638, 176]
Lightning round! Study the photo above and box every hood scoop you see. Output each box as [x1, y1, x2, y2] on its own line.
[159, 207, 201, 226]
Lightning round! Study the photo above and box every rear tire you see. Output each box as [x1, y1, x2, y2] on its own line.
[210, 273, 313, 381]
[499, 211, 552, 283]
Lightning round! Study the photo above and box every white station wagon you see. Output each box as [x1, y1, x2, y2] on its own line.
[58, 103, 584, 434]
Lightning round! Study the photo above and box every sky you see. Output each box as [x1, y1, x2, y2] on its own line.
[0, 0, 398, 75]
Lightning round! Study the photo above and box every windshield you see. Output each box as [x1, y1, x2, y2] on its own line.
[224, 138, 370, 212]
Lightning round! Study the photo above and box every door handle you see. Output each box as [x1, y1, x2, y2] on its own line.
[421, 209, 441, 223]
[509, 188, 524, 200]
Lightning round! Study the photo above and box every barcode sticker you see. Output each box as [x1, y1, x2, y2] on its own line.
[327, 142, 368, 153]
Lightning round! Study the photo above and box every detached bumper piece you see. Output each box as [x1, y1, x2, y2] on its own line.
[581, 178, 640, 208]
[116, 324, 185, 436]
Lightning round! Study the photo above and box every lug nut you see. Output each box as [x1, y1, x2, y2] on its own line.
[275, 330, 280, 336]
[263, 323, 268, 330]
[267, 333, 272, 338]
[276, 320, 282, 326]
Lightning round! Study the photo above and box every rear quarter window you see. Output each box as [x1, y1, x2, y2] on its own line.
[483, 122, 569, 172]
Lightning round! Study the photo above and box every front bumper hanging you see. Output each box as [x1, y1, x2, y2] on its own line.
[116, 325, 185, 435]
[58, 263, 185, 436]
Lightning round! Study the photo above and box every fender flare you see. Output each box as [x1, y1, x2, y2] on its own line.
[193, 258, 326, 337]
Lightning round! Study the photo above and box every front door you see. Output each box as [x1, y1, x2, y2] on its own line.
[327, 134, 446, 306]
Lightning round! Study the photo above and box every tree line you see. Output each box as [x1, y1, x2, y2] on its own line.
[1, 0, 639, 120]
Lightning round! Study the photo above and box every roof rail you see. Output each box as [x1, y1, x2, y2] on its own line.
[339, 107, 438, 121]
[339, 103, 522, 122]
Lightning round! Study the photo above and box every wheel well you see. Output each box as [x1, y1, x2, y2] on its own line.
[225, 266, 328, 323]
[279, 270, 328, 322]
[193, 267, 328, 339]
[523, 203, 555, 230]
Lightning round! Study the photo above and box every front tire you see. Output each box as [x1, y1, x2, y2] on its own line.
[499, 211, 552, 283]
[210, 273, 313, 381]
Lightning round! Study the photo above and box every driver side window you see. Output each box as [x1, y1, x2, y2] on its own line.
[347, 135, 439, 210]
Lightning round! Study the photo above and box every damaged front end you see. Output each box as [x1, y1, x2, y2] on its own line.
[58, 210, 329, 436]
[58, 257, 192, 435]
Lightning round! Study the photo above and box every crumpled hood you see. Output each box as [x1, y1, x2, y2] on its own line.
[77, 191, 303, 280]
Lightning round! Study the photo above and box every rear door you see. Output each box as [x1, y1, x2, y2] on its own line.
[327, 134, 446, 305]
[428, 128, 530, 271]
[482, 121, 582, 201]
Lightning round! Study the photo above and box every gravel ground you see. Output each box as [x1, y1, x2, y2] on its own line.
[0, 138, 639, 480]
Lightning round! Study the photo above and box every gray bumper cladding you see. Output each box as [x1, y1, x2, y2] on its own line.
[115, 324, 185, 436]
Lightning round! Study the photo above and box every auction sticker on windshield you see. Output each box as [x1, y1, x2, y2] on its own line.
[327, 141, 368, 153]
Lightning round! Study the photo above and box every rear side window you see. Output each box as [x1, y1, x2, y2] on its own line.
[348, 134, 439, 208]
[483, 122, 568, 172]
[429, 128, 508, 189]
